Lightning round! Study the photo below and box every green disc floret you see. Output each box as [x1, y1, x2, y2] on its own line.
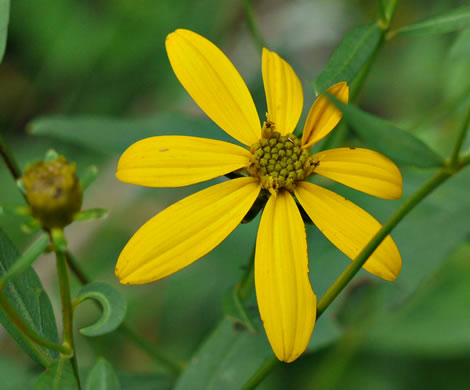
[248, 121, 311, 193]
[23, 156, 83, 229]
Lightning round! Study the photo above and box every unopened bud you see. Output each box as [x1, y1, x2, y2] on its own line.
[22, 156, 82, 229]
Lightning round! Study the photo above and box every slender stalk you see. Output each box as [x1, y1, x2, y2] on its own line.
[55, 249, 81, 388]
[449, 103, 470, 166]
[0, 234, 49, 288]
[241, 355, 278, 390]
[65, 251, 182, 375]
[242, 0, 267, 51]
[238, 245, 256, 300]
[0, 133, 22, 180]
[118, 325, 183, 375]
[318, 168, 451, 314]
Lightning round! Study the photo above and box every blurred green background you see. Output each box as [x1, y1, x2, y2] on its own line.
[1, 0, 470, 389]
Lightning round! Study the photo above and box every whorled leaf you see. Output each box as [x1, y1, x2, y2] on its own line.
[328, 95, 444, 168]
[86, 358, 120, 390]
[315, 23, 383, 94]
[0, 228, 59, 364]
[74, 282, 126, 337]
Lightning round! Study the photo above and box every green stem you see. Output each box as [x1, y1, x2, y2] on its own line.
[238, 245, 256, 300]
[0, 133, 22, 180]
[242, 0, 267, 51]
[118, 325, 183, 375]
[241, 355, 278, 390]
[318, 168, 451, 314]
[55, 249, 81, 388]
[0, 293, 70, 357]
[64, 251, 182, 376]
[0, 234, 49, 288]
[449, 102, 470, 166]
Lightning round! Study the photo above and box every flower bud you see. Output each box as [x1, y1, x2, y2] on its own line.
[22, 156, 83, 229]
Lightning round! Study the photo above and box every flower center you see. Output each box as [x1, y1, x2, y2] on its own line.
[247, 121, 311, 194]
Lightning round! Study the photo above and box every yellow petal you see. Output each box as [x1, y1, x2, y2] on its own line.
[311, 147, 403, 199]
[166, 29, 261, 146]
[262, 48, 303, 135]
[116, 136, 251, 187]
[255, 191, 316, 362]
[295, 182, 401, 281]
[301, 82, 349, 149]
[116, 177, 260, 284]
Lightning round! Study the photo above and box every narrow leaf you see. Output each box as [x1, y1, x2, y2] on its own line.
[173, 318, 272, 390]
[0, 0, 9, 63]
[86, 358, 120, 390]
[0, 228, 59, 363]
[392, 5, 470, 36]
[315, 23, 383, 94]
[28, 113, 227, 155]
[34, 359, 78, 390]
[328, 95, 444, 168]
[74, 282, 126, 337]
[450, 28, 470, 60]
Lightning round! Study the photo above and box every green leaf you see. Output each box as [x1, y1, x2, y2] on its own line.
[0, 355, 39, 390]
[117, 373, 172, 390]
[0, 0, 9, 63]
[173, 317, 273, 390]
[0, 228, 59, 363]
[328, 95, 444, 168]
[450, 28, 470, 60]
[315, 23, 383, 94]
[392, 5, 470, 36]
[34, 359, 79, 390]
[86, 358, 120, 390]
[364, 243, 470, 355]
[74, 282, 126, 337]
[28, 113, 227, 154]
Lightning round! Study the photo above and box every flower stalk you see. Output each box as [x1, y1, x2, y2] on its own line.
[449, 102, 470, 167]
[0, 133, 22, 180]
[55, 246, 81, 388]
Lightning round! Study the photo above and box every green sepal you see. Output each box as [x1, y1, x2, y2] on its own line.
[44, 149, 59, 162]
[0, 205, 31, 216]
[21, 219, 41, 234]
[73, 208, 108, 222]
[80, 165, 99, 191]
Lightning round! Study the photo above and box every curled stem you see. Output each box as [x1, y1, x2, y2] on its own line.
[64, 251, 183, 376]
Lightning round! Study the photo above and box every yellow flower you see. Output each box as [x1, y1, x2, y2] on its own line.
[115, 29, 402, 363]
